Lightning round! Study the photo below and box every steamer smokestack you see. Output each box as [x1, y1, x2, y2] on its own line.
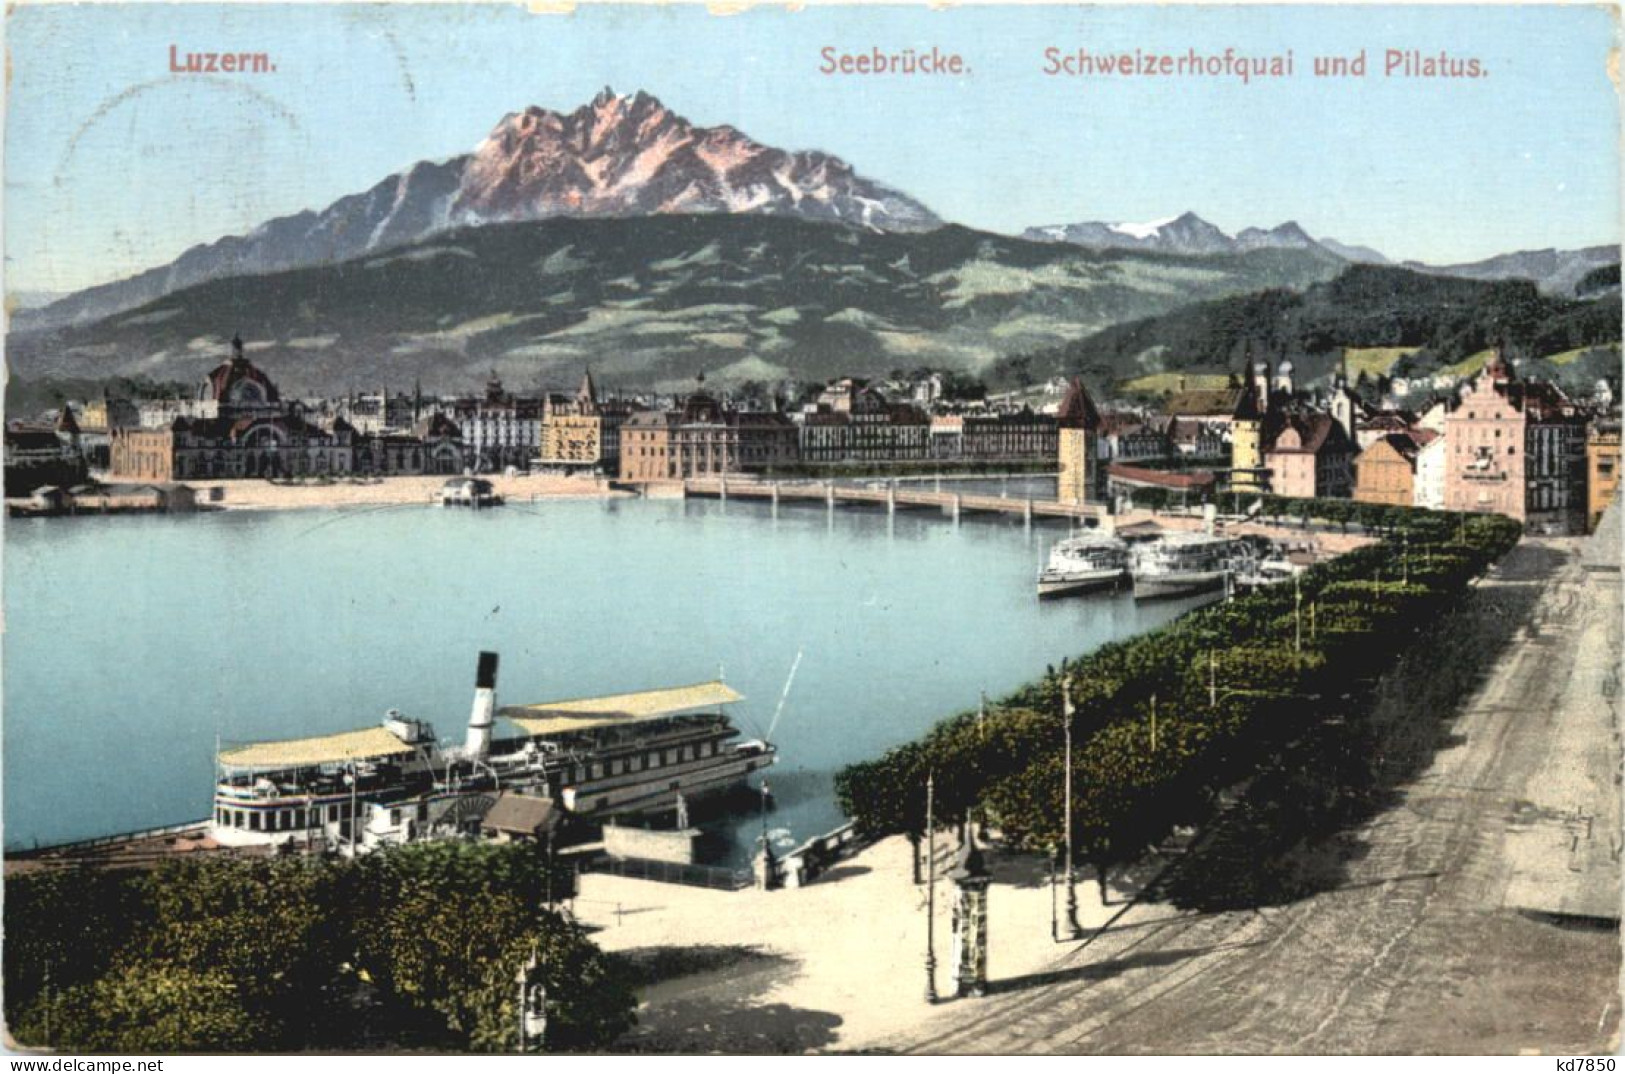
[464, 651, 499, 760]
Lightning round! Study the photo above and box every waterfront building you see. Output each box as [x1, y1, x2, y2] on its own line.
[960, 408, 1058, 463]
[797, 387, 930, 465]
[619, 382, 797, 482]
[1442, 353, 1587, 533]
[1228, 359, 1355, 499]
[1587, 420, 1621, 533]
[353, 414, 467, 476]
[928, 414, 964, 460]
[458, 374, 545, 472]
[4, 421, 88, 496]
[110, 336, 466, 481]
[1265, 412, 1356, 500]
[538, 370, 617, 472]
[1056, 377, 1102, 505]
[67, 482, 197, 513]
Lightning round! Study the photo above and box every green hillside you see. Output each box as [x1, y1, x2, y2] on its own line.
[6, 215, 1345, 396]
[991, 263, 1622, 392]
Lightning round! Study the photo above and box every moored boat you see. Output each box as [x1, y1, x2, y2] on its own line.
[1037, 533, 1130, 598]
[1131, 533, 1241, 601]
[210, 653, 776, 853]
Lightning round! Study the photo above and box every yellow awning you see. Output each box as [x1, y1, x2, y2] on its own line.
[218, 726, 416, 770]
[501, 680, 742, 737]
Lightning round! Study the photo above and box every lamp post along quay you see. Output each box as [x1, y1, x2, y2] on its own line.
[924, 770, 939, 1004]
[1062, 679, 1081, 939]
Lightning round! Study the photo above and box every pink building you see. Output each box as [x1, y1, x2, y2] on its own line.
[1442, 354, 1586, 533]
[1264, 412, 1356, 500]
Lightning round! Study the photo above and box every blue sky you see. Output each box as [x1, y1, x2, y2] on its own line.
[5, 2, 1619, 293]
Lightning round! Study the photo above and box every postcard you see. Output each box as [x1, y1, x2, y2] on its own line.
[2, 0, 1620, 1058]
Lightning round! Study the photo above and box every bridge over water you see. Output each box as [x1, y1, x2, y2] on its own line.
[680, 476, 1105, 525]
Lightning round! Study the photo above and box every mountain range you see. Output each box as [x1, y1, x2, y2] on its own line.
[15, 89, 938, 335]
[8, 88, 1617, 397]
[5, 216, 1348, 395]
[1021, 212, 1617, 296]
[1021, 212, 1380, 262]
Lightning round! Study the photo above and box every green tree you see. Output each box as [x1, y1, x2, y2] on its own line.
[13, 962, 259, 1053]
[351, 841, 635, 1051]
[135, 856, 347, 1045]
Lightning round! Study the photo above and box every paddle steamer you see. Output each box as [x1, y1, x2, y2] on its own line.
[210, 653, 775, 852]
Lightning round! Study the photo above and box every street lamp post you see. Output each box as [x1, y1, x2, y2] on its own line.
[924, 770, 938, 1004]
[1048, 843, 1059, 942]
[1294, 572, 1303, 653]
[343, 763, 359, 856]
[1062, 680, 1081, 939]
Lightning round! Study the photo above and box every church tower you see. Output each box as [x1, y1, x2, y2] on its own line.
[1230, 368, 1266, 495]
[1328, 348, 1359, 442]
[1056, 376, 1102, 506]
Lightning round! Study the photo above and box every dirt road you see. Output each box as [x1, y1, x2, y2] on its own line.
[900, 532, 1621, 1055]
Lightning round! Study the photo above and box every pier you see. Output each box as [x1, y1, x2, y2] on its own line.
[681, 476, 1105, 524]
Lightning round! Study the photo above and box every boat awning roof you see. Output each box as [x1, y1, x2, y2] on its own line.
[501, 680, 743, 737]
[218, 726, 416, 770]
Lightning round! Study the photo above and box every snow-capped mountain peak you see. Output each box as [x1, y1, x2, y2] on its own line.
[18, 88, 941, 331]
[451, 89, 939, 232]
[1109, 216, 1179, 240]
[1022, 211, 1237, 256]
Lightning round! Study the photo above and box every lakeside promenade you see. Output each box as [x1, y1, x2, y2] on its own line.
[576, 518, 1619, 1054]
[3, 471, 625, 514]
[895, 520, 1620, 1054]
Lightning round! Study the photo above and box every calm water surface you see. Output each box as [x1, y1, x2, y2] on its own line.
[3, 496, 1200, 861]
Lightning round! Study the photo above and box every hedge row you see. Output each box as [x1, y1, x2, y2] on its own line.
[834, 501, 1522, 876]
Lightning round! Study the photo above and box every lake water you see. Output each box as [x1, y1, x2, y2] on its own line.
[3, 496, 1203, 861]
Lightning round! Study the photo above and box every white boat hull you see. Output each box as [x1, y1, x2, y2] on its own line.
[1133, 569, 1228, 601]
[1037, 569, 1126, 599]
